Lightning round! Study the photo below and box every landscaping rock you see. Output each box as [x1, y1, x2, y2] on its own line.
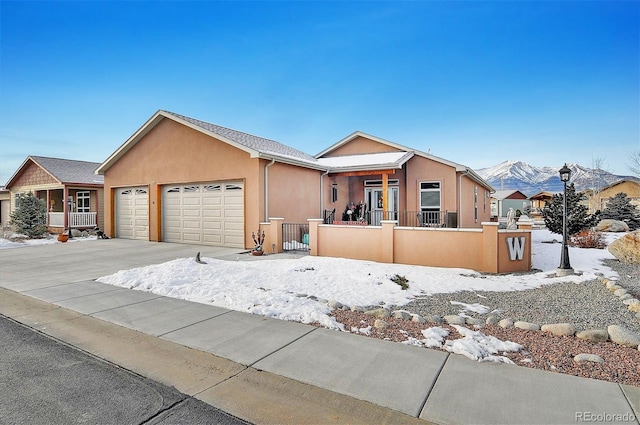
[623, 298, 640, 306]
[498, 318, 514, 329]
[620, 294, 633, 301]
[374, 319, 389, 330]
[541, 323, 576, 337]
[365, 308, 390, 319]
[350, 305, 365, 313]
[605, 280, 618, 289]
[328, 300, 344, 310]
[485, 314, 500, 325]
[607, 325, 640, 348]
[423, 314, 444, 324]
[574, 353, 604, 364]
[514, 321, 541, 331]
[466, 317, 484, 326]
[392, 310, 413, 320]
[613, 288, 628, 297]
[595, 219, 629, 232]
[628, 303, 640, 313]
[576, 329, 608, 343]
[411, 314, 426, 323]
[608, 231, 640, 264]
[608, 285, 623, 292]
[443, 315, 466, 325]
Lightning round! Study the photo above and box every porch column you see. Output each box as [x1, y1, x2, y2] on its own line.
[382, 172, 388, 220]
[46, 190, 51, 226]
[63, 187, 69, 229]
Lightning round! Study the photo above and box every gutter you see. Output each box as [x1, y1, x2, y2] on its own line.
[264, 159, 275, 221]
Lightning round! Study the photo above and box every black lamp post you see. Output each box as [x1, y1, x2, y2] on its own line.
[67, 196, 73, 239]
[557, 163, 572, 276]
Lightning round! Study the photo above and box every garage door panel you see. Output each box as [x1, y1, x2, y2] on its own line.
[162, 182, 244, 247]
[116, 187, 149, 240]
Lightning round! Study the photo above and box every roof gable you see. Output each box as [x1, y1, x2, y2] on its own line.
[6, 156, 104, 188]
[97, 110, 322, 174]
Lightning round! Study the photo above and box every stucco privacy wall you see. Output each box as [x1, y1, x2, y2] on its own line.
[308, 219, 532, 273]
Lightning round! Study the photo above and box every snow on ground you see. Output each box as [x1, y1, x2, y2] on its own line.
[3, 229, 624, 362]
[0, 234, 94, 249]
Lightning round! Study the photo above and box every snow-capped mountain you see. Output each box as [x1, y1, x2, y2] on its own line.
[476, 160, 632, 196]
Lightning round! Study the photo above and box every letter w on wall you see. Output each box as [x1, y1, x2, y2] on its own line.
[506, 237, 526, 261]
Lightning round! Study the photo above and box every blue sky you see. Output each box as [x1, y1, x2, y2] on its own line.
[1, 1, 638, 185]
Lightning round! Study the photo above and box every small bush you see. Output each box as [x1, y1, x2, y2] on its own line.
[570, 230, 606, 249]
[390, 274, 409, 290]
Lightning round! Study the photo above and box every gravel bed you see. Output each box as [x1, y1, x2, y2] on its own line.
[328, 259, 640, 387]
[388, 260, 640, 334]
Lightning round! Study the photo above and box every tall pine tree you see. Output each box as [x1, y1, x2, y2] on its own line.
[601, 192, 640, 230]
[10, 192, 48, 238]
[542, 183, 600, 235]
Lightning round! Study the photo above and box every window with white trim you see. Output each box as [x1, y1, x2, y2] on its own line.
[76, 191, 90, 213]
[419, 182, 441, 211]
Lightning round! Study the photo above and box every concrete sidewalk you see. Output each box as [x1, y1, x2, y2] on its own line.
[1, 239, 638, 424]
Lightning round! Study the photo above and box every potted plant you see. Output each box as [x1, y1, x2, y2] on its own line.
[57, 231, 69, 243]
[251, 230, 265, 256]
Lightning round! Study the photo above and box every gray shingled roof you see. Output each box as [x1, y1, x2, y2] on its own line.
[31, 156, 104, 185]
[164, 111, 319, 163]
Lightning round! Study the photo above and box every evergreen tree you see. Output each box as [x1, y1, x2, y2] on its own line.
[10, 192, 48, 238]
[601, 192, 640, 230]
[542, 183, 600, 235]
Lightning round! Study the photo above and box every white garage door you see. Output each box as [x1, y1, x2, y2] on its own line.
[162, 182, 244, 248]
[115, 187, 149, 240]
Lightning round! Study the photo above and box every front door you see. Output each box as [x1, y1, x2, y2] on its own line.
[366, 187, 398, 225]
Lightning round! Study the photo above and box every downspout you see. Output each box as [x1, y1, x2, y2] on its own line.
[320, 169, 330, 217]
[264, 159, 275, 221]
[458, 169, 469, 228]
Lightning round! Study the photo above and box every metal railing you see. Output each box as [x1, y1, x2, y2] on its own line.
[365, 210, 451, 227]
[48, 212, 97, 228]
[282, 223, 310, 252]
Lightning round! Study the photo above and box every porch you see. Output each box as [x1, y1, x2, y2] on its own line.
[325, 209, 457, 228]
[48, 212, 98, 229]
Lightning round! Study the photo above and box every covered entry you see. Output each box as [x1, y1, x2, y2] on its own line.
[162, 182, 244, 247]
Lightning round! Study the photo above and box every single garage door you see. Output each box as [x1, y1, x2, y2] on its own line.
[115, 187, 149, 240]
[162, 182, 244, 248]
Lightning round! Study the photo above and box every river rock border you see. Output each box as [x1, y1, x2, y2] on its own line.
[326, 277, 640, 366]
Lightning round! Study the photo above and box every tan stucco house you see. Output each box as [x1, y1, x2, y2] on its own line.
[5, 156, 104, 233]
[584, 178, 640, 213]
[96, 110, 494, 249]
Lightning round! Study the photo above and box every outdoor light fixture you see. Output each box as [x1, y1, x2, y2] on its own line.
[557, 163, 572, 276]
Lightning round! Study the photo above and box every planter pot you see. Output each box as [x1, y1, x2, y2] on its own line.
[57, 234, 69, 243]
[251, 250, 264, 256]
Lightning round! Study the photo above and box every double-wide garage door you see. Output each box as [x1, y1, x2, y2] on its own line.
[162, 182, 244, 248]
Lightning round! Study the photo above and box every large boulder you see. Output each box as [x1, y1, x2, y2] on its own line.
[596, 219, 629, 232]
[608, 231, 640, 264]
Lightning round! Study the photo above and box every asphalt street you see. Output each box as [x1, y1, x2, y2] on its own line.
[0, 315, 252, 425]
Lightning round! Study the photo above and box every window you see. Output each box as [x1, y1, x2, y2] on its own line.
[420, 182, 441, 211]
[419, 182, 441, 225]
[474, 186, 478, 221]
[76, 191, 90, 213]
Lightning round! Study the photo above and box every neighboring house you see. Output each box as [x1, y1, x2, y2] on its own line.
[5, 156, 104, 233]
[0, 186, 10, 227]
[96, 110, 494, 249]
[528, 191, 555, 219]
[490, 189, 530, 219]
[583, 178, 640, 214]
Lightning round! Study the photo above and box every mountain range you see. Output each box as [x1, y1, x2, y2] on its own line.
[476, 160, 636, 196]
